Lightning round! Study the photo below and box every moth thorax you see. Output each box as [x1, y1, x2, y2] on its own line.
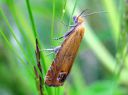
[77, 17, 84, 24]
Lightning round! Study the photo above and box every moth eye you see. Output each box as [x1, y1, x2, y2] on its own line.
[57, 72, 67, 83]
[73, 16, 78, 23]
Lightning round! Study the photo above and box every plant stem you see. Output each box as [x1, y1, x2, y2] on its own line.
[35, 39, 43, 95]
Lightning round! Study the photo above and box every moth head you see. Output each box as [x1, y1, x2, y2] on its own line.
[73, 16, 84, 24]
[73, 10, 86, 24]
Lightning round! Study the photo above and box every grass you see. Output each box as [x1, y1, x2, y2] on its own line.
[0, 0, 128, 95]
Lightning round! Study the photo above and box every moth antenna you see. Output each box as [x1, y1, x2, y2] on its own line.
[83, 11, 108, 17]
[77, 9, 89, 18]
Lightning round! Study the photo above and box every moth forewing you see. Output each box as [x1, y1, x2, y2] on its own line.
[45, 16, 85, 86]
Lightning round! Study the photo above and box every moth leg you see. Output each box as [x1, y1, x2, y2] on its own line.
[68, 25, 77, 27]
[59, 19, 76, 28]
[54, 24, 78, 40]
[46, 52, 54, 56]
[53, 46, 61, 53]
[43, 46, 61, 54]
[53, 36, 64, 40]
[64, 24, 77, 28]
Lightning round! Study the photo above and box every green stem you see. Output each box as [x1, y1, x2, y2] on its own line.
[51, 0, 56, 46]
[26, 0, 37, 38]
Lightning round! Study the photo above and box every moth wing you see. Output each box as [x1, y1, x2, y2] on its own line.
[45, 25, 85, 86]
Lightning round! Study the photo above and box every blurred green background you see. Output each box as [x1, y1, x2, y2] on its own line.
[0, 0, 128, 95]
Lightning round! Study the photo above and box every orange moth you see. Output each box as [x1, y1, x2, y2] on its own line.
[44, 10, 106, 86]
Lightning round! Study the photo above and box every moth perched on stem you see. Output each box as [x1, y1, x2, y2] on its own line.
[44, 10, 107, 87]
[44, 10, 85, 87]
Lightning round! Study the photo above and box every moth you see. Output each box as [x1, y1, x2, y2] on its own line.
[45, 11, 85, 87]
[44, 10, 106, 86]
